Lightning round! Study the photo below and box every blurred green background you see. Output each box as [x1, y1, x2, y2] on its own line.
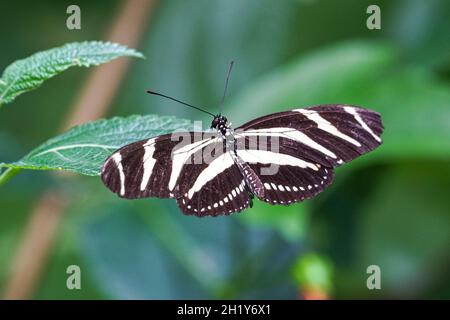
[1, 0, 449, 299]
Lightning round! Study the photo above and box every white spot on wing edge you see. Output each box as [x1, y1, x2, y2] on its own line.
[343, 106, 381, 142]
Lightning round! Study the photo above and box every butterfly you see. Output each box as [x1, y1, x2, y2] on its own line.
[101, 63, 383, 217]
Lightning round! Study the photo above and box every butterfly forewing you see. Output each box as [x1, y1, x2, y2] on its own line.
[102, 134, 178, 198]
[101, 132, 219, 199]
[237, 104, 383, 166]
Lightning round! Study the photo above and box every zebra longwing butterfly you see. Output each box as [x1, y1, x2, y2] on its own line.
[101, 65, 383, 217]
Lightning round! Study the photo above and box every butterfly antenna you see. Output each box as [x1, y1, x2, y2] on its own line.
[219, 60, 234, 115]
[146, 90, 215, 117]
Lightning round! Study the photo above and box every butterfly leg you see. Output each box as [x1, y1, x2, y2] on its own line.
[231, 152, 265, 199]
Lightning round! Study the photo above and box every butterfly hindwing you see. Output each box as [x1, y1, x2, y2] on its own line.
[231, 147, 334, 205]
[243, 161, 334, 205]
[176, 151, 252, 216]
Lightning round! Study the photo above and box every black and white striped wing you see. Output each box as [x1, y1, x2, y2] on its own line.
[235, 149, 334, 205]
[175, 151, 252, 216]
[101, 133, 251, 216]
[101, 104, 383, 216]
[234, 104, 383, 204]
[237, 104, 383, 167]
[101, 133, 182, 199]
[102, 132, 221, 199]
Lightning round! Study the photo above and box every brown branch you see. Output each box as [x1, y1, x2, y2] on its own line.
[3, 0, 156, 299]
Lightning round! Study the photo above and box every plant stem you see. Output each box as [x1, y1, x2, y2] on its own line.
[0, 167, 20, 187]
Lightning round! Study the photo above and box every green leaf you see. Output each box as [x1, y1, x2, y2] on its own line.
[0, 41, 144, 106]
[0, 115, 192, 177]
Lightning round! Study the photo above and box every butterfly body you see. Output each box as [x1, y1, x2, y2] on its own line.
[101, 105, 383, 217]
[210, 114, 230, 136]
